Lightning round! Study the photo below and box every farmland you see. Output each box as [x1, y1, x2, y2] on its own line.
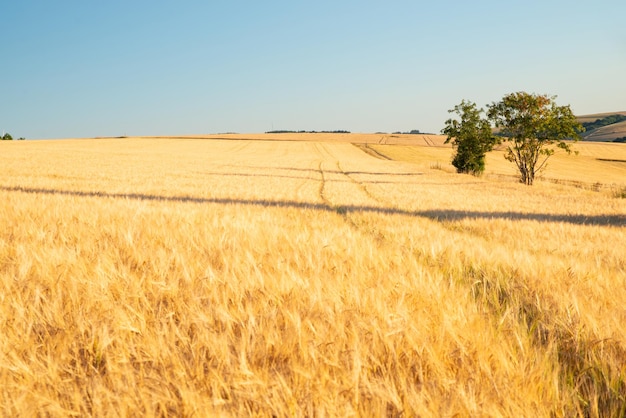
[0, 136, 625, 416]
[577, 112, 626, 143]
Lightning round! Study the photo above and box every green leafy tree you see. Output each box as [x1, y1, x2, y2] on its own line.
[441, 100, 498, 176]
[487, 92, 583, 185]
[1, 133, 13, 141]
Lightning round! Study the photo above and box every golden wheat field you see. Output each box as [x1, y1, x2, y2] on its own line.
[0, 137, 625, 416]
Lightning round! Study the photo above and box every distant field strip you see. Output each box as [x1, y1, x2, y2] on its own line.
[0, 137, 625, 416]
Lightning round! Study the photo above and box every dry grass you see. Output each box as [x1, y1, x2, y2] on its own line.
[0, 137, 625, 416]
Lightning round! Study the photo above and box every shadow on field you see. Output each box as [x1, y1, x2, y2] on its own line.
[2, 185, 624, 227]
[416, 209, 625, 227]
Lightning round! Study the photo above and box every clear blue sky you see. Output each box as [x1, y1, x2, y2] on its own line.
[2, 1, 625, 139]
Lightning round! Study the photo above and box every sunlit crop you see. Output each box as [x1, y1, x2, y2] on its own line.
[1, 137, 624, 416]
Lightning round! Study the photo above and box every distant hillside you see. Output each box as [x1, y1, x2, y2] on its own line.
[577, 112, 626, 142]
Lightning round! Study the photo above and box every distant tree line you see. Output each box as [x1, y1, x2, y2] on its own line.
[1, 133, 25, 140]
[266, 129, 429, 135]
[582, 114, 626, 132]
[265, 130, 351, 134]
[392, 130, 421, 135]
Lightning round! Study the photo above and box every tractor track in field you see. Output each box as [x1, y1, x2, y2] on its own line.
[313, 143, 334, 209]
[317, 161, 329, 206]
[335, 161, 383, 204]
[313, 142, 387, 207]
[313, 142, 389, 229]
[353, 143, 392, 160]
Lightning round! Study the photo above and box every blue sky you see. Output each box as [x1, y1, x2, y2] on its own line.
[1, 1, 625, 139]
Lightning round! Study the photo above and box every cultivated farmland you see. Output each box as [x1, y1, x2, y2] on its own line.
[0, 137, 625, 416]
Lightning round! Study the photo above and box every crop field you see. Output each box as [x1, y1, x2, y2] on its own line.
[0, 137, 625, 416]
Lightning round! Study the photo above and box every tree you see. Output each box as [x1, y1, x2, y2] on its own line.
[441, 100, 498, 176]
[1, 133, 13, 141]
[487, 92, 583, 185]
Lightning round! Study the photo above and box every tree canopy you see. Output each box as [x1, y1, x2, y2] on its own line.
[441, 100, 498, 176]
[1, 133, 24, 140]
[487, 92, 583, 185]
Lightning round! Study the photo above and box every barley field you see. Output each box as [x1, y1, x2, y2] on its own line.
[0, 137, 624, 416]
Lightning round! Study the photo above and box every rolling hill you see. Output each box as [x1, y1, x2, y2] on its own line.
[578, 111, 626, 142]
